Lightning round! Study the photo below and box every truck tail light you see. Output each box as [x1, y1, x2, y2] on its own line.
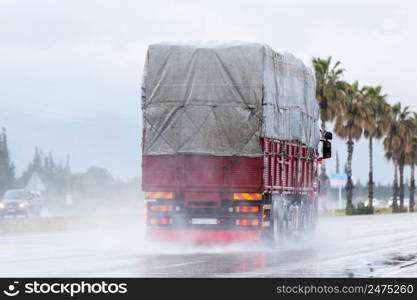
[145, 192, 173, 199]
[148, 217, 172, 225]
[143, 203, 148, 217]
[236, 219, 260, 226]
[149, 204, 172, 212]
[149, 217, 158, 225]
[236, 206, 260, 213]
[159, 217, 171, 225]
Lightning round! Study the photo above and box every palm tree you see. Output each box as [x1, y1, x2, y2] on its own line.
[383, 103, 414, 211]
[334, 81, 366, 208]
[312, 57, 345, 199]
[406, 137, 417, 213]
[362, 86, 390, 208]
[396, 109, 413, 211]
[410, 160, 415, 212]
[405, 114, 417, 212]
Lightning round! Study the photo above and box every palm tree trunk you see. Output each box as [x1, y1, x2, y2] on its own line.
[368, 137, 374, 208]
[410, 163, 415, 213]
[346, 139, 354, 208]
[399, 159, 405, 210]
[393, 162, 398, 212]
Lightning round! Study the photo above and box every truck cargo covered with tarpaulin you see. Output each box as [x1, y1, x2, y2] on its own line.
[141, 42, 321, 157]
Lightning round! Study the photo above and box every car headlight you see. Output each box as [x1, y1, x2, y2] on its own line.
[0, 203, 4, 209]
[18, 203, 26, 209]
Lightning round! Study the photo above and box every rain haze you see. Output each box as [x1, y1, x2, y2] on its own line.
[1, 0, 417, 183]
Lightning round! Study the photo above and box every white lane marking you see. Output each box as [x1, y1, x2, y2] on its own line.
[151, 260, 206, 270]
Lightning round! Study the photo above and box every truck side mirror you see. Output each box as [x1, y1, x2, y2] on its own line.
[324, 131, 333, 140]
[320, 131, 332, 160]
[322, 140, 332, 159]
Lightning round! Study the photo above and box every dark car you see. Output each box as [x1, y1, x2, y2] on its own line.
[0, 189, 42, 218]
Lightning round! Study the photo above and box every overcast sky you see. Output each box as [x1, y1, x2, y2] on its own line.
[1, 0, 416, 184]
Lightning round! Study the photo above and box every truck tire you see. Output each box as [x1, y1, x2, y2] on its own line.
[300, 199, 312, 234]
[310, 202, 319, 231]
[271, 195, 288, 247]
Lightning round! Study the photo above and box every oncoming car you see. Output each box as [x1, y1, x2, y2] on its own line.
[0, 189, 42, 218]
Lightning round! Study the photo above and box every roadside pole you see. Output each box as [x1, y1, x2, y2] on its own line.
[338, 187, 342, 209]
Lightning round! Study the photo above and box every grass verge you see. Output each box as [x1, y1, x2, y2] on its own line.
[0, 215, 140, 235]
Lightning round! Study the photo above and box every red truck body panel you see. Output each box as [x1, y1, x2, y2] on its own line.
[142, 138, 317, 196]
[143, 155, 263, 193]
[262, 138, 318, 197]
[142, 138, 319, 243]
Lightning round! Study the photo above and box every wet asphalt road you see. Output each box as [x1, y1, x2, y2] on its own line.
[0, 213, 417, 277]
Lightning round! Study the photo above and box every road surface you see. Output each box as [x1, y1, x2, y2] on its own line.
[0, 213, 416, 277]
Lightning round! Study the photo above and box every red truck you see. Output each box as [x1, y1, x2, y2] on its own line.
[141, 42, 332, 243]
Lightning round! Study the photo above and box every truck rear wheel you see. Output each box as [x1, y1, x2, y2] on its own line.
[271, 196, 288, 247]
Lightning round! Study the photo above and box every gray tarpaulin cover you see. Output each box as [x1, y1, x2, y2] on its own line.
[141, 42, 320, 157]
